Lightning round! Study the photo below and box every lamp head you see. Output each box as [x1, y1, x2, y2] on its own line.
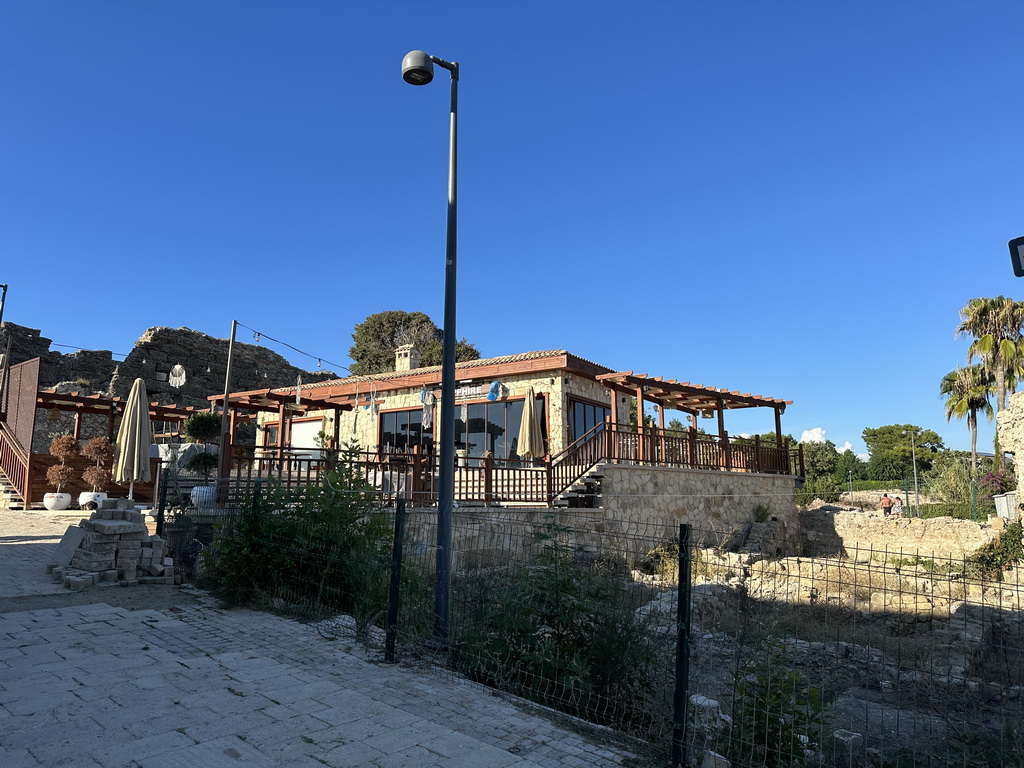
[402, 50, 434, 85]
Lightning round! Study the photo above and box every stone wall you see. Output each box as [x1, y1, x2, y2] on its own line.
[1, 321, 334, 412]
[800, 508, 998, 560]
[999, 390, 1024, 493]
[106, 326, 335, 408]
[599, 465, 801, 551]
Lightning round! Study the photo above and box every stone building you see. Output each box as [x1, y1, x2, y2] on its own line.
[218, 346, 801, 522]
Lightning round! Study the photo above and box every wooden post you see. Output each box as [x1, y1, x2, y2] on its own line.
[754, 434, 761, 473]
[635, 384, 645, 463]
[774, 407, 783, 448]
[276, 402, 286, 472]
[723, 430, 732, 471]
[657, 404, 665, 467]
[411, 445, 422, 503]
[332, 407, 341, 450]
[482, 453, 493, 506]
[688, 426, 697, 467]
[72, 410, 82, 441]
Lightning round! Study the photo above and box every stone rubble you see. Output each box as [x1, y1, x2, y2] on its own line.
[44, 497, 179, 591]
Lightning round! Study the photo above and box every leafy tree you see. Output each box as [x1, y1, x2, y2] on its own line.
[732, 431, 795, 446]
[348, 310, 480, 375]
[956, 296, 1024, 461]
[833, 449, 866, 483]
[939, 364, 994, 470]
[801, 440, 838, 480]
[862, 424, 943, 480]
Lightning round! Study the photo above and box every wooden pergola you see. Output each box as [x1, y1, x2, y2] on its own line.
[36, 388, 201, 440]
[596, 371, 792, 462]
[208, 388, 354, 458]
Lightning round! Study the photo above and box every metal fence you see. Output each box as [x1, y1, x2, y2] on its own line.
[160, 483, 1024, 768]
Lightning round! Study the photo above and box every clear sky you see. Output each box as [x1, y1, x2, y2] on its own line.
[3, 2, 1023, 458]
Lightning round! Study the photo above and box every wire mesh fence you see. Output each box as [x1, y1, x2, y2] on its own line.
[159, 479, 1024, 768]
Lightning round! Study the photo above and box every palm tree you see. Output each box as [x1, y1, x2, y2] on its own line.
[956, 297, 1024, 411]
[956, 296, 1024, 463]
[940, 364, 994, 469]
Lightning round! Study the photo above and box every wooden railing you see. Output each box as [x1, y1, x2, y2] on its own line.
[0, 421, 30, 502]
[220, 428, 802, 508]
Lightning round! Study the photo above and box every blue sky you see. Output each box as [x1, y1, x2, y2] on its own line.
[3, 2, 1024, 457]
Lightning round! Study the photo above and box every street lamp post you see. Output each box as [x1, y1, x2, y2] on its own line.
[402, 50, 459, 649]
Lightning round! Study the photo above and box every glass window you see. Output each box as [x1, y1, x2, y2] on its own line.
[453, 395, 545, 461]
[380, 409, 434, 453]
[568, 398, 610, 442]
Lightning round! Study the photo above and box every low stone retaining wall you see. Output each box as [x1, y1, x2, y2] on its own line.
[800, 509, 999, 560]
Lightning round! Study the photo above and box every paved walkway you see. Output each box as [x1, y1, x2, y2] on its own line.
[0, 510, 633, 767]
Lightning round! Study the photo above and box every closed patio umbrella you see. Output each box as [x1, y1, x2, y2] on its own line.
[517, 387, 544, 460]
[114, 378, 152, 500]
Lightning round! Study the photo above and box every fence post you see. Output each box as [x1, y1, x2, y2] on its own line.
[384, 497, 407, 664]
[671, 523, 693, 768]
[483, 454, 493, 506]
[156, 461, 168, 537]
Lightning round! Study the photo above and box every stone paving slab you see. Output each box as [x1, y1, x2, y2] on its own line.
[0, 599, 631, 767]
[0, 509, 634, 767]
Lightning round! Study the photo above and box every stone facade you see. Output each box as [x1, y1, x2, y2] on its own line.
[277, 368, 630, 456]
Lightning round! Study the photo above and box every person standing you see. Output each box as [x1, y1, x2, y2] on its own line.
[892, 496, 904, 517]
[880, 493, 894, 516]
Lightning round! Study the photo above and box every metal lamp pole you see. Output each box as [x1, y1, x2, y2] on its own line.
[402, 50, 459, 648]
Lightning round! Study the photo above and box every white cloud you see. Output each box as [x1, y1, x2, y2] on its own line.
[836, 441, 853, 454]
[857, 453, 869, 462]
[800, 427, 827, 444]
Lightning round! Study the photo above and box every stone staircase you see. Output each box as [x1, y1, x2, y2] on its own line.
[553, 463, 605, 509]
[0, 467, 32, 510]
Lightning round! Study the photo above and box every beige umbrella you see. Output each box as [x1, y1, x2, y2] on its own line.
[114, 378, 153, 500]
[517, 387, 545, 460]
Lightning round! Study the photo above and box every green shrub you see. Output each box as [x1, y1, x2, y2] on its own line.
[722, 637, 828, 768]
[965, 521, 1024, 581]
[451, 520, 662, 735]
[796, 476, 842, 506]
[199, 446, 392, 632]
[919, 503, 995, 520]
[181, 411, 222, 444]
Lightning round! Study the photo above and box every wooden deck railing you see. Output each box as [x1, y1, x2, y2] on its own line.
[221, 427, 802, 508]
[0, 421, 30, 502]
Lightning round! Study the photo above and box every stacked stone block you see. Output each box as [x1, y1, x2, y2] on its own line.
[46, 498, 178, 591]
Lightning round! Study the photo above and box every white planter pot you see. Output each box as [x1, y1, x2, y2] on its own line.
[191, 485, 216, 511]
[78, 491, 108, 508]
[43, 492, 72, 511]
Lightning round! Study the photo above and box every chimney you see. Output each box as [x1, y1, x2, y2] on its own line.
[395, 344, 420, 372]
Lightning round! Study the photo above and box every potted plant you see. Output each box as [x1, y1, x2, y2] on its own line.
[79, 436, 114, 508]
[181, 411, 222, 510]
[44, 434, 79, 511]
